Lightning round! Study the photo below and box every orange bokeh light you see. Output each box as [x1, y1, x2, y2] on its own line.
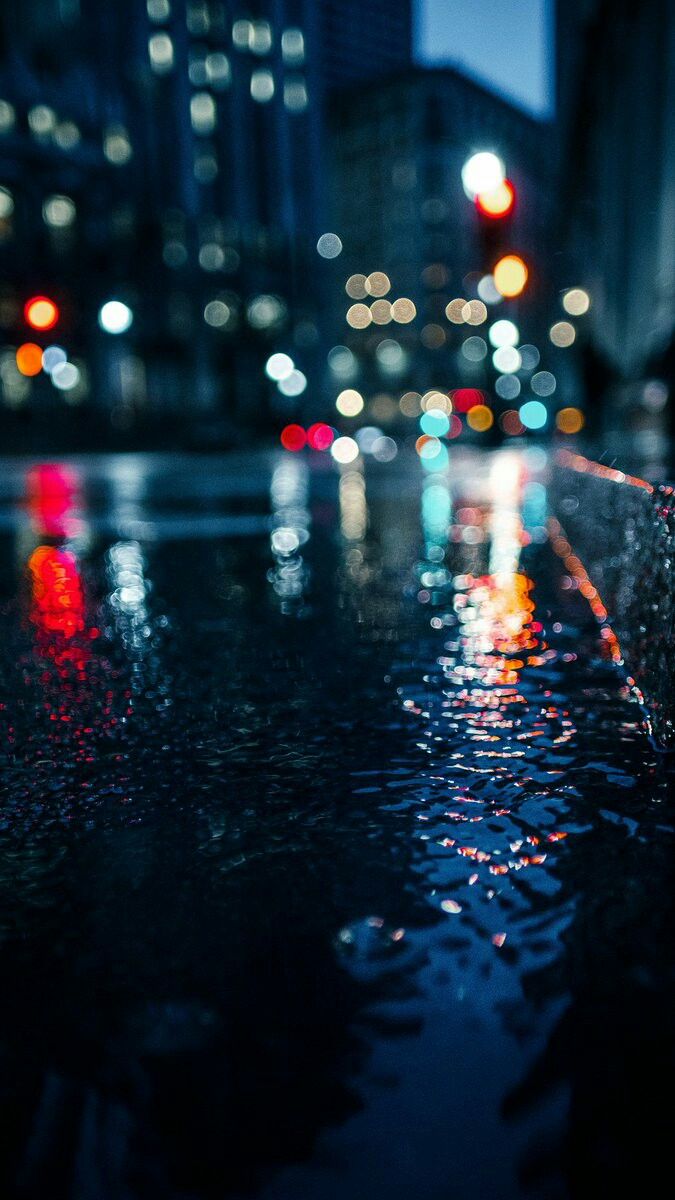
[467, 404, 494, 432]
[16, 342, 43, 376]
[476, 180, 515, 218]
[493, 255, 528, 298]
[556, 407, 585, 434]
[24, 295, 59, 331]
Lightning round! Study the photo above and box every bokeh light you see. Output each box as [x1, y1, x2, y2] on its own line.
[365, 271, 390, 297]
[519, 400, 548, 429]
[475, 179, 514, 218]
[16, 343, 43, 376]
[346, 303, 371, 329]
[420, 408, 450, 437]
[331, 436, 359, 464]
[307, 422, 335, 450]
[531, 370, 557, 396]
[24, 295, 59, 331]
[500, 409, 525, 436]
[266, 352, 294, 381]
[488, 319, 519, 348]
[467, 404, 494, 432]
[562, 288, 590, 316]
[280, 424, 306, 451]
[556, 407, 585, 433]
[391, 297, 416, 323]
[99, 300, 133, 334]
[317, 232, 343, 259]
[549, 320, 576, 347]
[461, 151, 505, 199]
[492, 345, 521, 373]
[493, 255, 528, 298]
[495, 374, 521, 400]
[336, 388, 364, 416]
[452, 388, 483, 413]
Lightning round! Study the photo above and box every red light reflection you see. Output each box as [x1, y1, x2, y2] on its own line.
[28, 545, 85, 639]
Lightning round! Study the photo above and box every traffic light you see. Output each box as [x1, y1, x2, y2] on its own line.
[24, 295, 59, 331]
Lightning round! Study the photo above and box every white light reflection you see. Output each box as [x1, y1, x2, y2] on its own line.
[268, 457, 310, 613]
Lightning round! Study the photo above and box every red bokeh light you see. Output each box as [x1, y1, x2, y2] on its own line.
[28, 545, 85, 639]
[307, 422, 334, 451]
[452, 388, 484, 413]
[27, 464, 79, 538]
[447, 414, 463, 439]
[24, 295, 59, 331]
[476, 179, 515, 219]
[280, 424, 307, 452]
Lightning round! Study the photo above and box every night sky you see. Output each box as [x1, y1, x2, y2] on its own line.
[415, 0, 554, 118]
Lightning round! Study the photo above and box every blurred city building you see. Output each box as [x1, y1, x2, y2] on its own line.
[326, 67, 560, 435]
[0, 0, 411, 445]
[555, 0, 675, 458]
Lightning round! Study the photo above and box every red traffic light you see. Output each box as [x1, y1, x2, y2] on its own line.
[475, 179, 515, 219]
[24, 295, 59, 331]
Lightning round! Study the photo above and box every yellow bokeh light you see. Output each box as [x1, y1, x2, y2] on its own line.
[345, 274, 368, 299]
[421, 390, 451, 413]
[391, 297, 416, 323]
[562, 288, 590, 316]
[556, 407, 584, 433]
[346, 302, 372, 329]
[446, 297, 466, 323]
[493, 255, 528, 298]
[336, 388, 364, 416]
[549, 320, 576, 347]
[462, 299, 488, 325]
[370, 299, 392, 324]
[365, 271, 390, 297]
[467, 404, 494, 432]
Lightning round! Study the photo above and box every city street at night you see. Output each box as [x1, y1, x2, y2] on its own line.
[1, 1, 674, 1197]
[0, 449, 672, 1198]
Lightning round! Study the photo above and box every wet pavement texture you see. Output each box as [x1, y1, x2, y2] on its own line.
[0, 449, 673, 1200]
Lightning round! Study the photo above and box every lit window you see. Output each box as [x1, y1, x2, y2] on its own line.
[104, 124, 133, 165]
[186, 2, 209, 35]
[149, 32, 174, 73]
[43, 194, 76, 228]
[251, 70, 274, 102]
[284, 78, 308, 112]
[0, 186, 14, 219]
[147, 0, 170, 20]
[232, 18, 252, 48]
[249, 20, 272, 55]
[190, 91, 216, 134]
[281, 28, 305, 65]
[54, 121, 80, 150]
[0, 100, 15, 134]
[206, 52, 231, 88]
[28, 105, 56, 137]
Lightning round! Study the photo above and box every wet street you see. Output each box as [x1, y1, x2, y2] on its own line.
[0, 448, 673, 1200]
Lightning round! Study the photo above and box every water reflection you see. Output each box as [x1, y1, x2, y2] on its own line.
[0, 451, 671, 1199]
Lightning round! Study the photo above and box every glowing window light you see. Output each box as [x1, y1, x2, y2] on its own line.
[562, 288, 590, 316]
[331, 436, 359, 464]
[190, 92, 216, 133]
[250, 20, 273, 54]
[280, 424, 306, 451]
[336, 388, 364, 417]
[99, 300, 133, 334]
[0, 101, 16, 134]
[25, 295, 59, 330]
[549, 320, 576, 347]
[492, 345, 521, 373]
[317, 232, 342, 258]
[475, 178, 514, 218]
[42, 194, 76, 228]
[281, 28, 305, 65]
[232, 19, 252, 48]
[104, 124, 132, 165]
[467, 404, 493, 432]
[556, 407, 584, 433]
[365, 271, 390, 297]
[266, 352, 294, 381]
[250, 70, 275, 102]
[278, 369, 306, 396]
[148, 32, 174, 73]
[16, 343, 43, 376]
[206, 52, 231, 88]
[284, 78, 308, 112]
[0, 185, 14, 218]
[461, 151, 505, 199]
[519, 399, 548, 429]
[493, 254, 528, 298]
[488, 319, 519, 348]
